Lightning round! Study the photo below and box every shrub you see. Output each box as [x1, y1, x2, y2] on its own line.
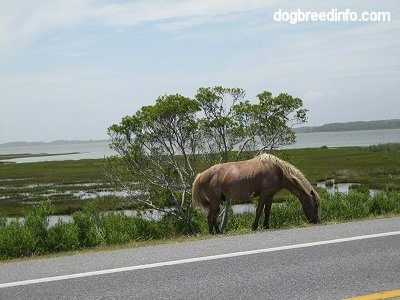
[0, 219, 34, 259]
[369, 190, 400, 215]
[100, 212, 136, 245]
[72, 211, 103, 248]
[24, 201, 54, 255]
[47, 220, 80, 252]
[227, 212, 254, 231]
[270, 196, 307, 228]
[133, 217, 163, 240]
[0, 215, 6, 228]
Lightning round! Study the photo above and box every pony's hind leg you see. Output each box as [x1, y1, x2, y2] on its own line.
[207, 210, 213, 234]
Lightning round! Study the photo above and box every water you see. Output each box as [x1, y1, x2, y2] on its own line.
[1, 129, 398, 163]
[316, 180, 380, 197]
[8, 204, 257, 227]
[0, 140, 117, 163]
[285, 128, 400, 149]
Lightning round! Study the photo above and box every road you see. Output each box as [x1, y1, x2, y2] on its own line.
[1, 217, 399, 299]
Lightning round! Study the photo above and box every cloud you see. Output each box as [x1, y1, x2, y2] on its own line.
[96, 0, 271, 27]
[0, 0, 273, 56]
[0, 1, 91, 53]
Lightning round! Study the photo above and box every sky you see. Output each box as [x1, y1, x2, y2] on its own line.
[0, 0, 399, 143]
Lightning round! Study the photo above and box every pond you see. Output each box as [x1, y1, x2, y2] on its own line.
[316, 180, 379, 197]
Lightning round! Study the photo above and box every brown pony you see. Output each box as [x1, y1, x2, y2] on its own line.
[192, 154, 321, 234]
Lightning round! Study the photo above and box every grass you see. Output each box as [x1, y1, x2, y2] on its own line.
[0, 159, 123, 216]
[1, 190, 399, 260]
[277, 144, 400, 189]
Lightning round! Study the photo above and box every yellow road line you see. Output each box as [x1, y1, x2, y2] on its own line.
[344, 289, 400, 300]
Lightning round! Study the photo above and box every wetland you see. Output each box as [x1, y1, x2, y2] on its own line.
[1, 144, 399, 217]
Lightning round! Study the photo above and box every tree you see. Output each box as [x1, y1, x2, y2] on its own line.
[233, 91, 308, 159]
[106, 94, 202, 234]
[195, 86, 246, 163]
[106, 87, 308, 234]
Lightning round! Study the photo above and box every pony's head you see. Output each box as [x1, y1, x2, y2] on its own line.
[301, 188, 321, 224]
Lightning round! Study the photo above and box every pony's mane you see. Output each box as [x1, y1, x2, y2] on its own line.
[258, 154, 313, 192]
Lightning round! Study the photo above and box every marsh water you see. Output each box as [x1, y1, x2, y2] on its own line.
[1, 129, 399, 163]
[316, 181, 380, 197]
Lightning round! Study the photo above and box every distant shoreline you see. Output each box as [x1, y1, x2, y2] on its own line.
[294, 119, 400, 134]
[0, 139, 109, 148]
[1, 119, 399, 147]
[0, 152, 81, 161]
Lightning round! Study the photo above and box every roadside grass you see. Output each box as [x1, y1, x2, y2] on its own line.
[1, 189, 399, 260]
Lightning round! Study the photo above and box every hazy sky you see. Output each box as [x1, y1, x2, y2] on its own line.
[0, 0, 399, 143]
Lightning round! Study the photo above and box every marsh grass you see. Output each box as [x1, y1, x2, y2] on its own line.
[1, 145, 399, 216]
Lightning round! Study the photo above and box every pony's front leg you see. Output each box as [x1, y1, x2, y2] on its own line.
[262, 195, 274, 229]
[252, 199, 265, 230]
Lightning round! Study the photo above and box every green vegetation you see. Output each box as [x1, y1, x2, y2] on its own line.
[1, 189, 399, 260]
[0, 201, 188, 259]
[1, 144, 399, 217]
[0, 159, 118, 216]
[278, 144, 400, 190]
[0, 144, 399, 260]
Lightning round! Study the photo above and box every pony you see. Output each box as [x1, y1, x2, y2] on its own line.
[192, 154, 321, 234]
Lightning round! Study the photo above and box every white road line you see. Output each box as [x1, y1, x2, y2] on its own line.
[1, 231, 399, 289]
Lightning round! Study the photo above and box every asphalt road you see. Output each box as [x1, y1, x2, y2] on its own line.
[1, 217, 399, 299]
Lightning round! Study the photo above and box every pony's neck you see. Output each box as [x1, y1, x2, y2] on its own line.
[281, 174, 311, 203]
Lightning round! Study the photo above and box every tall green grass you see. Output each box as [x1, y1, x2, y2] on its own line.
[0, 201, 185, 260]
[1, 190, 399, 260]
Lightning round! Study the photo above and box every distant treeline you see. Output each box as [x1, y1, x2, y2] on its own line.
[295, 119, 400, 133]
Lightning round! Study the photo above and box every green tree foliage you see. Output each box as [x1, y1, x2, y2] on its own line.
[106, 86, 308, 233]
[196, 86, 246, 163]
[233, 91, 307, 158]
[107, 94, 202, 233]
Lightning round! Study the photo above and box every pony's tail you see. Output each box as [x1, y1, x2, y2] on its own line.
[192, 173, 210, 210]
